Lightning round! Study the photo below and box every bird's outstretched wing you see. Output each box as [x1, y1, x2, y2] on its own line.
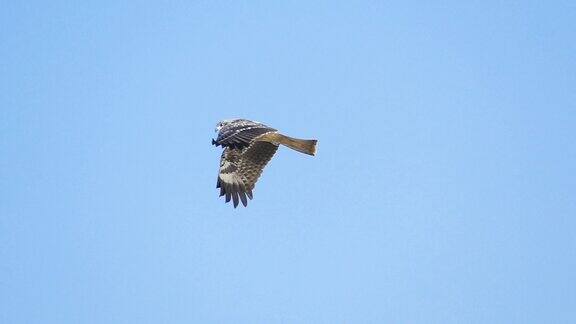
[216, 141, 279, 208]
[213, 119, 277, 149]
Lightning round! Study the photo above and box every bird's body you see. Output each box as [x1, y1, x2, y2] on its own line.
[213, 119, 317, 208]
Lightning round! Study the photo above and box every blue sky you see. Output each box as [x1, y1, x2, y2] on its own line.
[1, 1, 575, 323]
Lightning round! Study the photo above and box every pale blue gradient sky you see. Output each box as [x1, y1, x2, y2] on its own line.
[1, 1, 575, 323]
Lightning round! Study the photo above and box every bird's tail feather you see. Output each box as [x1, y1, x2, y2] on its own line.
[258, 132, 317, 156]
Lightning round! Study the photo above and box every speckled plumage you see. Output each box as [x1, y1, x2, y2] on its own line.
[212, 119, 276, 149]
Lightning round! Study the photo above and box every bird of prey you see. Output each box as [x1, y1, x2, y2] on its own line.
[212, 119, 317, 208]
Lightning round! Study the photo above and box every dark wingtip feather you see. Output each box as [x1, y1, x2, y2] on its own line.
[225, 192, 231, 203]
[239, 191, 248, 207]
[232, 193, 239, 208]
[231, 183, 240, 207]
[246, 189, 253, 200]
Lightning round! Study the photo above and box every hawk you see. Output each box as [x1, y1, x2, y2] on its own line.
[213, 119, 317, 208]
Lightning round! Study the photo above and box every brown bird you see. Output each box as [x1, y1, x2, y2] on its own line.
[212, 119, 317, 208]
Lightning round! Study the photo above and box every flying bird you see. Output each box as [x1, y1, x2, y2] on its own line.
[213, 119, 317, 208]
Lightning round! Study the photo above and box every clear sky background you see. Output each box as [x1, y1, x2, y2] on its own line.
[1, 1, 575, 323]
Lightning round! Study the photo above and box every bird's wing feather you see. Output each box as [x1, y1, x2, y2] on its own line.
[214, 120, 277, 148]
[237, 141, 279, 191]
[217, 141, 279, 207]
